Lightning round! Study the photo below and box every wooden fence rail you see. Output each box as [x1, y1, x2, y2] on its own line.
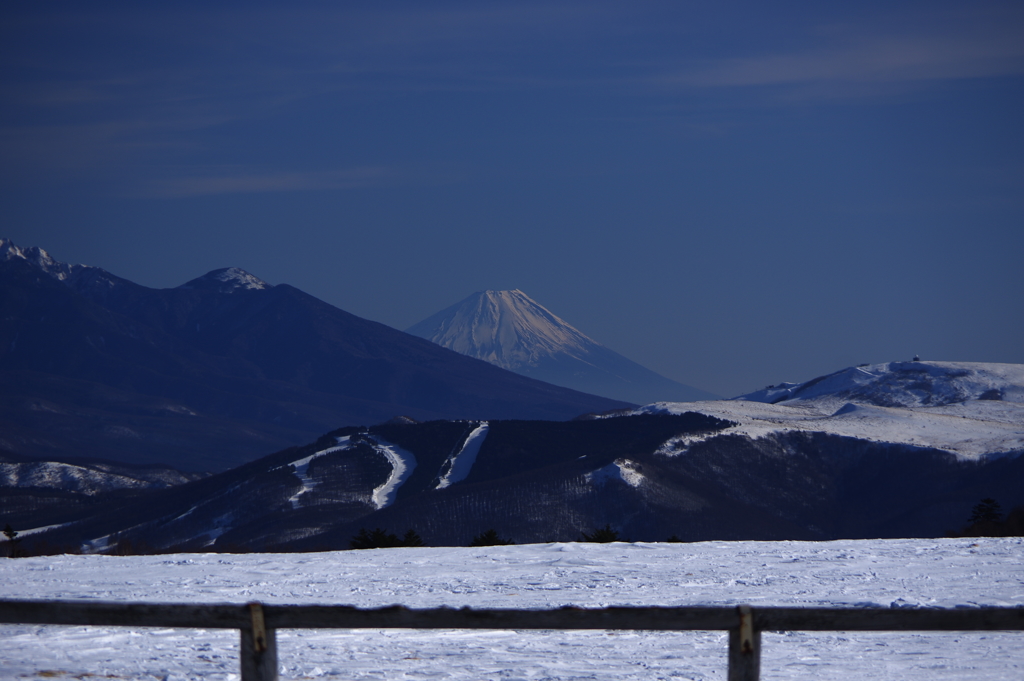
[2, 599, 1022, 681]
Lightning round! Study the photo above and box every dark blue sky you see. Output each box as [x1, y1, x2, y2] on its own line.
[3, 1, 1022, 397]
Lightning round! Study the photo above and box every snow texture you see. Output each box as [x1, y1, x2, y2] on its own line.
[436, 422, 489, 489]
[177, 267, 270, 292]
[278, 432, 414, 513]
[586, 459, 645, 488]
[629, 361, 1024, 461]
[284, 436, 351, 509]
[368, 436, 417, 509]
[736, 361, 1024, 409]
[1, 461, 158, 494]
[0, 458, 198, 495]
[1, 538, 1021, 680]
[1, 237, 84, 281]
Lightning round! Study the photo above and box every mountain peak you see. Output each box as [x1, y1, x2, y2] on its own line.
[1, 237, 77, 281]
[177, 267, 270, 293]
[407, 289, 597, 370]
[407, 290, 718, 404]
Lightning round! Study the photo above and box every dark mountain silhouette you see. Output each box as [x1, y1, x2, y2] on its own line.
[0, 240, 630, 471]
[19, 411, 1024, 554]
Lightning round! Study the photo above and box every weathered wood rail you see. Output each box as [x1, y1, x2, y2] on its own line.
[2, 599, 1022, 681]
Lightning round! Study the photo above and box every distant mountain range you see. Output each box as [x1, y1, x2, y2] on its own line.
[638, 360, 1024, 460]
[407, 290, 717, 404]
[0, 240, 629, 472]
[13, 360, 1022, 552]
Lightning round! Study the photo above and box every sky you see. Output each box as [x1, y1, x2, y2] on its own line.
[2, 1, 1022, 398]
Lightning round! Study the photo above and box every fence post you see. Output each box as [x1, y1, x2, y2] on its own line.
[240, 602, 278, 681]
[728, 605, 760, 681]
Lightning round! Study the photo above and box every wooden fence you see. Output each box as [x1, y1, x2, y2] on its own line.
[2, 599, 1022, 681]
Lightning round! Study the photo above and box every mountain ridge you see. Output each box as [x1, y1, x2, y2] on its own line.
[0, 239, 630, 471]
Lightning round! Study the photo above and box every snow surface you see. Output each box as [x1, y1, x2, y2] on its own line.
[0, 459, 197, 495]
[1, 461, 155, 494]
[177, 267, 270, 292]
[737, 361, 1024, 409]
[206, 267, 269, 291]
[277, 434, 414, 510]
[2, 538, 1022, 680]
[628, 362, 1024, 461]
[284, 436, 351, 509]
[368, 436, 417, 509]
[436, 422, 489, 489]
[587, 459, 645, 488]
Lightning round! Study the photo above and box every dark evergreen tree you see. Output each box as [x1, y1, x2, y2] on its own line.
[580, 524, 619, 543]
[351, 528, 424, 549]
[666, 535, 683, 543]
[3, 524, 23, 558]
[350, 528, 401, 549]
[469, 529, 514, 546]
[401, 529, 424, 547]
[969, 498, 1003, 524]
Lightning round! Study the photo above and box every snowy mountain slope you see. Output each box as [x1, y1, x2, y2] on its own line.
[77, 430, 421, 552]
[737, 360, 1024, 409]
[24, 414, 735, 551]
[1, 239, 267, 296]
[408, 290, 596, 369]
[407, 290, 717, 404]
[0, 453, 205, 537]
[1, 239, 84, 281]
[0, 458, 200, 494]
[628, 361, 1024, 461]
[21, 404, 1024, 552]
[176, 266, 270, 292]
[366, 436, 417, 509]
[2, 539, 1022, 681]
[436, 421, 488, 489]
[0, 237, 136, 299]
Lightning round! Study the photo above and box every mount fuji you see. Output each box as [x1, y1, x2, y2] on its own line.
[407, 290, 717, 405]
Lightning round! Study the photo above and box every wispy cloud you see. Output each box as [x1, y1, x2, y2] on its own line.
[141, 167, 393, 198]
[0, 116, 234, 177]
[5, 1, 1023, 192]
[659, 23, 1024, 94]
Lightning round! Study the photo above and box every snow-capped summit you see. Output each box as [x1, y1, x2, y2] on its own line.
[407, 290, 717, 405]
[408, 289, 593, 370]
[1, 237, 79, 281]
[2, 238, 151, 298]
[2, 238, 271, 295]
[177, 267, 270, 293]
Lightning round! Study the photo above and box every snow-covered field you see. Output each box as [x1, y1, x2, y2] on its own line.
[2, 538, 1022, 680]
[634, 361, 1024, 461]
